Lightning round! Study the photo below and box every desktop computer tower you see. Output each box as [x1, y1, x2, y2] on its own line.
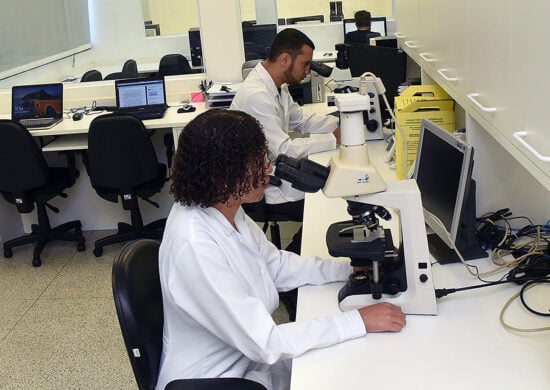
[188, 28, 203, 67]
[330, 1, 343, 22]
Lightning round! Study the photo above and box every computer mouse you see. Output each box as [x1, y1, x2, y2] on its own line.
[72, 112, 83, 121]
[177, 105, 196, 113]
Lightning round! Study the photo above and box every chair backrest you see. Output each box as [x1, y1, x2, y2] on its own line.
[104, 71, 135, 81]
[122, 59, 139, 78]
[0, 120, 50, 193]
[81, 69, 103, 82]
[242, 59, 261, 80]
[113, 239, 163, 390]
[87, 114, 160, 190]
[158, 54, 192, 77]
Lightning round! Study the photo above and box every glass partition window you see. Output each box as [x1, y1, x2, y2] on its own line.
[140, 0, 199, 36]
[0, 0, 91, 78]
[141, 0, 393, 38]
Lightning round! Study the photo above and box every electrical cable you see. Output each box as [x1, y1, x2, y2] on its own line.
[428, 208, 550, 331]
[499, 280, 550, 332]
[359, 71, 408, 177]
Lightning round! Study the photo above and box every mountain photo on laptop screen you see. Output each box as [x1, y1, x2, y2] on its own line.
[12, 84, 63, 121]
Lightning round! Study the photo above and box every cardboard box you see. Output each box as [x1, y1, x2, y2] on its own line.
[394, 85, 455, 179]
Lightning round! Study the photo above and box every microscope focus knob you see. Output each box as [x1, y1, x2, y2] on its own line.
[419, 273, 429, 283]
[366, 119, 378, 132]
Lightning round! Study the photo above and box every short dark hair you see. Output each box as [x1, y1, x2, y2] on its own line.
[354, 10, 372, 28]
[268, 28, 315, 62]
[171, 109, 268, 207]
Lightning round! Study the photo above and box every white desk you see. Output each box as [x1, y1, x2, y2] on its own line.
[34, 104, 207, 151]
[291, 148, 550, 390]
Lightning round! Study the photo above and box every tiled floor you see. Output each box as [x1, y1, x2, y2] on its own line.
[0, 224, 296, 389]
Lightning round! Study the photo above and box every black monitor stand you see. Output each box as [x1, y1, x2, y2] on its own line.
[427, 180, 488, 264]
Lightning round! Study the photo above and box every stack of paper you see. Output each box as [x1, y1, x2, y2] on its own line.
[205, 82, 242, 108]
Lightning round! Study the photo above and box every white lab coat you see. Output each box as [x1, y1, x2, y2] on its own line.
[156, 203, 366, 390]
[230, 62, 338, 204]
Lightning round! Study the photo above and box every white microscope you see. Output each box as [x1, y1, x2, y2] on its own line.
[311, 44, 384, 141]
[275, 77, 437, 315]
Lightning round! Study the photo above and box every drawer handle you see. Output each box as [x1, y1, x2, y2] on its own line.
[394, 32, 406, 38]
[437, 68, 458, 81]
[404, 40, 419, 48]
[513, 131, 550, 162]
[419, 52, 436, 62]
[467, 93, 496, 112]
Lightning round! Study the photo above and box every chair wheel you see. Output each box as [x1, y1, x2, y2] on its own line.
[77, 243, 86, 252]
[32, 258, 42, 267]
[4, 248, 13, 258]
[93, 247, 103, 257]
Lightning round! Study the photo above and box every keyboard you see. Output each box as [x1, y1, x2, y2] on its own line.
[19, 118, 61, 129]
[118, 109, 166, 120]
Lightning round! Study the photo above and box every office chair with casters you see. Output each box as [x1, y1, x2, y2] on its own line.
[104, 71, 135, 80]
[158, 54, 192, 77]
[113, 239, 267, 390]
[87, 114, 168, 257]
[122, 59, 138, 78]
[81, 69, 102, 82]
[0, 120, 85, 267]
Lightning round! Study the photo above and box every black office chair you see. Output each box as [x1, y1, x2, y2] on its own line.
[242, 198, 295, 251]
[113, 239, 267, 390]
[158, 54, 192, 77]
[81, 69, 103, 82]
[104, 71, 135, 80]
[122, 59, 139, 78]
[0, 120, 85, 267]
[86, 114, 168, 257]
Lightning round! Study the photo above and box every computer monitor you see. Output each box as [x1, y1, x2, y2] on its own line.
[343, 16, 387, 37]
[413, 119, 488, 264]
[242, 23, 277, 59]
[286, 15, 325, 24]
[346, 44, 406, 107]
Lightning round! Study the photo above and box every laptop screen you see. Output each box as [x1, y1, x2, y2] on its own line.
[115, 78, 167, 110]
[11, 83, 64, 121]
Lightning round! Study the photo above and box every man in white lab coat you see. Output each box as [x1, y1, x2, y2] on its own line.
[230, 28, 340, 255]
[156, 109, 405, 390]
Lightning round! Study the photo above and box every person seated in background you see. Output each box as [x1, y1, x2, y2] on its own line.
[345, 10, 381, 45]
[156, 109, 406, 390]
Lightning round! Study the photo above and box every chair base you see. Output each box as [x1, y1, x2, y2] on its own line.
[93, 218, 166, 257]
[3, 220, 85, 267]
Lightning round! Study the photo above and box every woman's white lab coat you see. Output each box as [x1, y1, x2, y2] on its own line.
[156, 203, 366, 390]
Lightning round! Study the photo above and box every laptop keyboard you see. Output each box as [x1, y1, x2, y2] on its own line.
[127, 110, 165, 120]
[20, 118, 55, 127]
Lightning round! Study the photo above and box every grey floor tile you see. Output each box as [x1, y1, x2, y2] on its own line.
[41, 249, 114, 299]
[0, 299, 34, 341]
[0, 297, 135, 389]
[0, 244, 72, 301]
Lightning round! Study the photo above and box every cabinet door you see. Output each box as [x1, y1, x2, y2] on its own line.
[462, 0, 511, 132]
[429, 0, 466, 95]
[394, 0, 419, 44]
[508, 0, 550, 179]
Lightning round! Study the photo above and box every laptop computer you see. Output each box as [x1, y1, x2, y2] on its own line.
[115, 78, 168, 120]
[11, 83, 64, 129]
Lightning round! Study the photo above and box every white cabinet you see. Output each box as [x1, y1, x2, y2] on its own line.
[395, 0, 550, 190]
[462, 0, 511, 133]
[509, 0, 550, 177]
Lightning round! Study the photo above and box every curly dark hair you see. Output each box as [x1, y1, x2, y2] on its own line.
[171, 109, 268, 207]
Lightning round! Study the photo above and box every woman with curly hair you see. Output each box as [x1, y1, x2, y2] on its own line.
[157, 109, 405, 390]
